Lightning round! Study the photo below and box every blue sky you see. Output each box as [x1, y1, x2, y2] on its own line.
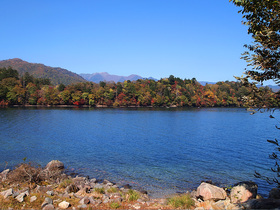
[1, 0, 263, 83]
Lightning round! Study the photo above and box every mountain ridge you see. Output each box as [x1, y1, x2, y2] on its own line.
[80, 72, 156, 83]
[0, 58, 86, 85]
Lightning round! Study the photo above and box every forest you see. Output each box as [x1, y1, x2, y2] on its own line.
[0, 67, 279, 108]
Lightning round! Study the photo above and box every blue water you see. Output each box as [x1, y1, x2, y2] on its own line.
[0, 107, 278, 197]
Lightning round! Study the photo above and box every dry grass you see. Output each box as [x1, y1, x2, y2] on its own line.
[167, 194, 195, 209]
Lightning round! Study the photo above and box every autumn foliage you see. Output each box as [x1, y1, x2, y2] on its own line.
[0, 68, 279, 108]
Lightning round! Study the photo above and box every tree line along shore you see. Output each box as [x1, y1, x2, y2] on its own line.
[0, 67, 279, 108]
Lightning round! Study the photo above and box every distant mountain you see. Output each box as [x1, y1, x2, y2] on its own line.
[257, 84, 280, 92]
[198, 81, 217, 86]
[80, 72, 157, 83]
[0, 58, 86, 85]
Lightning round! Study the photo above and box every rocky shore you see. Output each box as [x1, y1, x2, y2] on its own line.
[0, 160, 280, 209]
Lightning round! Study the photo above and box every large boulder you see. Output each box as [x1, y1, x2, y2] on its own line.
[230, 181, 258, 203]
[45, 160, 64, 171]
[269, 188, 280, 199]
[196, 182, 227, 201]
[242, 198, 280, 209]
[42, 160, 64, 179]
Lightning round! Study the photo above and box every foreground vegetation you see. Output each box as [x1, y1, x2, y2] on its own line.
[1, 67, 279, 108]
[0, 160, 196, 209]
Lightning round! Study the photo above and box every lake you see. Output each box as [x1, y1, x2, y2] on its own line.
[0, 107, 278, 197]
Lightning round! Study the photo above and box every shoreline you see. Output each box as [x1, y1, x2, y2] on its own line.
[4, 104, 246, 109]
[1, 160, 279, 209]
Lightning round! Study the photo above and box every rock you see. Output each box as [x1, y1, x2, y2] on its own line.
[45, 160, 64, 171]
[77, 204, 87, 208]
[123, 184, 132, 189]
[242, 198, 280, 209]
[15, 191, 28, 202]
[30, 195, 37, 202]
[269, 188, 280, 199]
[42, 204, 55, 210]
[41, 197, 53, 208]
[58, 201, 70, 209]
[36, 185, 53, 193]
[90, 178, 97, 183]
[89, 196, 102, 205]
[102, 194, 110, 203]
[79, 196, 90, 205]
[230, 181, 258, 203]
[65, 184, 79, 193]
[132, 204, 141, 209]
[42, 160, 64, 178]
[196, 182, 227, 201]
[0, 188, 14, 199]
[94, 183, 104, 189]
[211, 198, 239, 209]
[196, 200, 215, 209]
[0, 169, 10, 181]
[110, 193, 123, 203]
[46, 190, 54, 196]
[139, 189, 148, 195]
[89, 196, 96, 204]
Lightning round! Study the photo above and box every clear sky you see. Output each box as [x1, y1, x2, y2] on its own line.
[1, 0, 263, 83]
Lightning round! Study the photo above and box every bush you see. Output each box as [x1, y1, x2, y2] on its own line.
[127, 189, 140, 201]
[109, 202, 121, 209]
[94, 187, 105, 194]
[167, 194, 195, 209]
[107, 187, 118, 193]
[58, 178, 73, 189]
[6, 162, 43, 185]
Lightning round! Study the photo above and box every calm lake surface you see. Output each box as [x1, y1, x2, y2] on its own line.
[0, 107, 279, 197]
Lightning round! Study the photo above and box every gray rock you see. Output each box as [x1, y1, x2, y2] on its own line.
[15, 191, 28, 202]
[46, 190, 54, 196]
[65, 184, 79, 193]
[90, 178, 97, 183]
[89, 196, 96, 204]
[77, 204, 87, 208]
[58, 201, 70, 209]
[42, 204, 55, 210]
[0, 169, 10, 181]
[45, 160, 64, 171]
[79, 196, 90, 205]
[30, 195, 37, 202]
[41, 197, 53, 208]
[269, 188, 280, 199]
[94, 183, 103, 189]
[0, 188, 14, 199]
[36, 185, 53, 193]
[42, 160, 64, 178]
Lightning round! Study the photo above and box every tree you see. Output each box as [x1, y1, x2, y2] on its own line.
[230, 0, 280, 83]
[231, 0, 280, 188]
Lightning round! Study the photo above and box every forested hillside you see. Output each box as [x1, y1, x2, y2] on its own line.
[0, 67, 279, 107]
[0, 58, 86, 85]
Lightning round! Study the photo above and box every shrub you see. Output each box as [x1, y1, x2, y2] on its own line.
[127, 189, 139, 201]
[107, 187, 118, 193]
[109, 202, 121, 209]
[94, 187, 105, 194]
[167, 194, 195, 209]
[6, 162, 43, 185]
[58, 178, 73, 189]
